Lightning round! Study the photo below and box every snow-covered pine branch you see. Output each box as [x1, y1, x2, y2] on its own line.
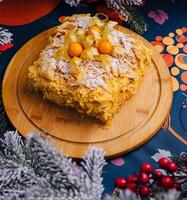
[0, 131, 106, 200]
[0, 27, 13, 45]
[65, 0, 144, 7]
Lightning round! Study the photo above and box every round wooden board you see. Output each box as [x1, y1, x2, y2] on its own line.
[2, 26, 173, 159]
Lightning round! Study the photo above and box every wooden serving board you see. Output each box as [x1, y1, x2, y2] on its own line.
[2, 26, 173, 159]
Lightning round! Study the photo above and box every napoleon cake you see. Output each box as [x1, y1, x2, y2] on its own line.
[27, 14, 151, 125]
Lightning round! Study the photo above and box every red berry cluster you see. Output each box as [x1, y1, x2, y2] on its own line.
[114, 157, 181, 198]
[158, 157, 180, 189]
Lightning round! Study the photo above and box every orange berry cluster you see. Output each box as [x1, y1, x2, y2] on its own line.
[68, 26, 112, 57]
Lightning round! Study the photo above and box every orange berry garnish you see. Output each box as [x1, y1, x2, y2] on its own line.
[87, 25, 101, 35]
[68, 42, 83, 57]
[98, 40, 112, 54]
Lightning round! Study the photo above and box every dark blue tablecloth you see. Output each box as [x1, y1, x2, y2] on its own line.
[0, 0, 186, 195]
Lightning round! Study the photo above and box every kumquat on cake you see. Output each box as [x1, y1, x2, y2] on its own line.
[27, 14, 152, 125]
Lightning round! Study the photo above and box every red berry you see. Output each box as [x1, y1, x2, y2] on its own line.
[114, 178, 127, 189]
[127, 175, 138, 183]
[160, 176, 174, 189]
[173, 182, 181, 191]
[167, 162, 178, 173]
[153, 170, 163, 178]
[139, 186, 151, 197]
[126, 183, 137, 193]
[158, 157, 171, 169]
[139, 172, 149, 184]
[141, 162, 153, 174]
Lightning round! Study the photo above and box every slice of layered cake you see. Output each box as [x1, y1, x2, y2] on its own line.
[27, 14, 151, 125]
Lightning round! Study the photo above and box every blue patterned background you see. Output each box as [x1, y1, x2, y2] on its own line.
[0, 0, 186, 195]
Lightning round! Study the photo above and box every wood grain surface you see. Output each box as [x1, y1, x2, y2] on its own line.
[2, 26, 173, 159]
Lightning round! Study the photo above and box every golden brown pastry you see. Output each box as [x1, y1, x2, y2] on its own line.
[27, 14, 151, 125]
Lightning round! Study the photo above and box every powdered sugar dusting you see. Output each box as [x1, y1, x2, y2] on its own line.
[111, 58, 130, 74]
[76, 15, 90, 29]
[49, 58, 57, 69]
[38, 16, 145, 90]
[83, 71, 107, 89]
[52, 36, 65, 47]
[79, 61, 107, 89]
[110, 30, 132, 54]
[41, 49, 55, 59]
[57, 60, 71, 73]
